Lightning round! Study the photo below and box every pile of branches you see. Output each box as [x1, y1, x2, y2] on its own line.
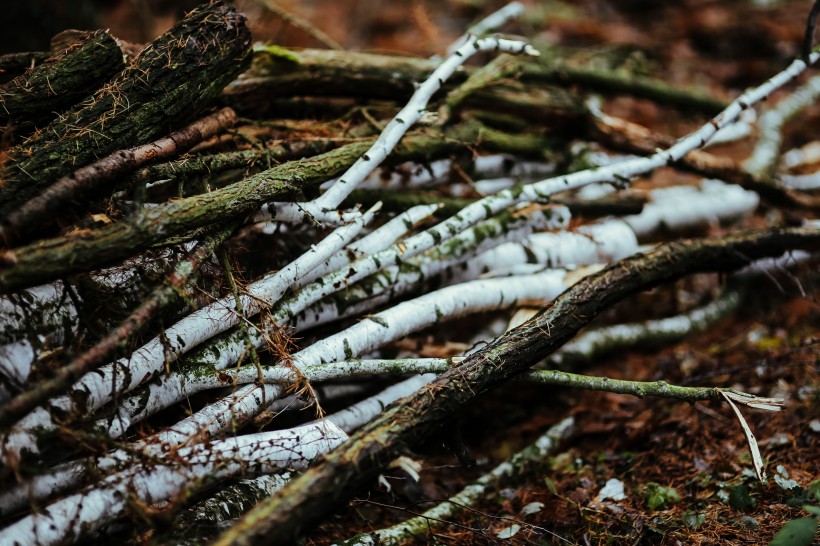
[0, 1, 818, 544]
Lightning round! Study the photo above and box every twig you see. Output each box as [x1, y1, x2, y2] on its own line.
[255, 0, 344, 51]
[0, 108, 238, 247]
[212, 226, 820, 545]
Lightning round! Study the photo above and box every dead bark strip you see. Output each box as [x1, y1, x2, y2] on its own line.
[0, 1, 251, 217]
[0, 107, 238, 247]
[0, 30, 124, 126]
[213, 226, 820, 546]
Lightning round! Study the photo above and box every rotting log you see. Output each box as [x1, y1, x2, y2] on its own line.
[0, 0, 252, 217]
[0, 30, 124, 126]
[213, 226, 820, 546]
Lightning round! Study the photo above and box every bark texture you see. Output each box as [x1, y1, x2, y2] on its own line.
[213, 226, 820, 546]
[0, 30, 124, 125]
[0, 1, 252, 216]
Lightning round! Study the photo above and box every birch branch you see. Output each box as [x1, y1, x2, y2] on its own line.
[213, 226, 820, 545]
[339, 417, 573, 546]
[267, 35, 540, 224]
[0, 206, 377, 466]
[548, 289, 743, 367]
[0, 224, 236, 431]
[0, 421, 347, 546]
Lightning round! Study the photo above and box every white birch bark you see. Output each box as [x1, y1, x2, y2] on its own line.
[623, 180, 759, 239]
[745, 73, 820, 176]
[0, 422, 347, 546]
[0, 206, 377, 465]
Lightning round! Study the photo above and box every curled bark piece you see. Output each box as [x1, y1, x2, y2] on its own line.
[214, 226, 820, 546]
[0, 30, 124, 125]
[0, 1, 252, 217]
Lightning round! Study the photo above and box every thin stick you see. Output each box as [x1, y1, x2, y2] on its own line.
[256, 0, 344, 51]
[0, 108, 238, 247]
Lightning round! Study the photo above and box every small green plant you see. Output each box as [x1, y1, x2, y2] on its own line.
[641, 482, 681, 511]
[768, 480, 820, 546]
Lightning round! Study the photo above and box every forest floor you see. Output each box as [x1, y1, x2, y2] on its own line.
[7, 0, 819, 544]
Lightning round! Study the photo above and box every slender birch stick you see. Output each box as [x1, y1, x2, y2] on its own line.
[268, 35, 539, 223]
[172, 473, 293, 534]
[0, 206, 378, 466]
[325, 374, 438, 433]
[299, 203, 440, 286]
[0, 421, 347, 546]
[622, 180, 759, 240]
[339, 417, 573, 546]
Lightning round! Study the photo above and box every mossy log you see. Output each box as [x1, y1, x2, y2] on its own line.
[0, 0, 252, 217]
[0, 121, 546, 294]
[0, 30, 124, 126]
[225, 45, 725, 119]
[213, 226, 820, 546]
